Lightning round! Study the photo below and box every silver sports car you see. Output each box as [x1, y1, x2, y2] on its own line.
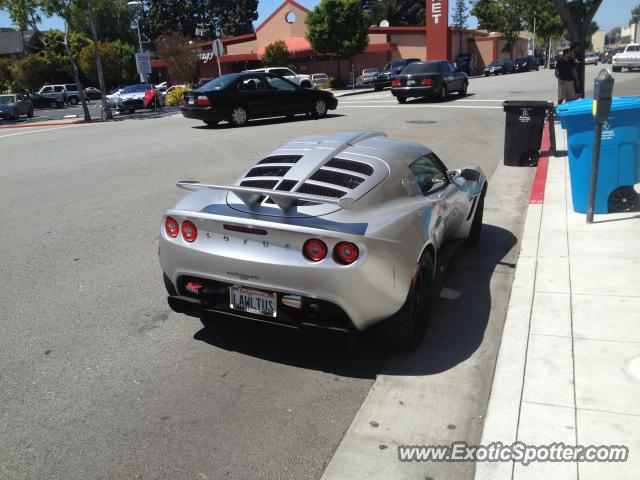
[159, 131, 487, 350]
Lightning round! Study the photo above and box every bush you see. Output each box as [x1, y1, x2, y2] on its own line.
[10, 54, 51, 91]
[164, 86, 190, 106]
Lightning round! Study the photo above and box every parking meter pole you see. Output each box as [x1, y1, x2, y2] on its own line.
[586, 124, 603, 223]
[548, 106, 557, 156]
[587, 69, 615, 223]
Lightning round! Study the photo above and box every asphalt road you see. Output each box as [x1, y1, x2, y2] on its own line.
[1, 66, 638, 480]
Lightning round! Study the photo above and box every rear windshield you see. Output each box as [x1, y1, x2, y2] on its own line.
[199, 74, 241, 91]
[383, 61, 407, 70]
[626, 45, 639, 52]
[489, 60, 504, 66]
[0, 95, 15, 104]
[363, 68, 378, 74]
[122, 84, 153, 93]
[401, 62, 439, 74]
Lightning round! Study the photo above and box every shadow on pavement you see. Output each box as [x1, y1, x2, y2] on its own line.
[192, 113, 345, 130]
[405, 92, 476, 105]
[192, 223, 516, 378]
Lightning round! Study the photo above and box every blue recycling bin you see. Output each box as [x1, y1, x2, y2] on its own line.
[557, 97, 640, 213]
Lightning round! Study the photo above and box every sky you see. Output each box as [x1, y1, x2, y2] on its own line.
[0, 0, 637, 35]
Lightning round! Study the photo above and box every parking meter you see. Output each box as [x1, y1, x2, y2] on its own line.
[587, 69, 615, 223]
[592, 69, 614, 124]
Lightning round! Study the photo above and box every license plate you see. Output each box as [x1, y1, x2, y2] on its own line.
[230, 285, 277, 317]
[188, 97, 195, 104]
[407, 80, 415, 85]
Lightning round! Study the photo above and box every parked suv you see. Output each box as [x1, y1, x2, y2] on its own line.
[373, 58, 421, 91]
[0, 93, 34, 120]
[246, 67, 313, 88]
[37, 83, 82, 105]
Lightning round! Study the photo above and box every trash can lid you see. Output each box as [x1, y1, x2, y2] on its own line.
[503, 100, 552, 110]
[556, 96, 640, 117]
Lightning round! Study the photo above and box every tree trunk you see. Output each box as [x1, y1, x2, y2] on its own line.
[553, 0, 604, 98]
[87, 0, 112, 120]
[64, 23, 91, 122]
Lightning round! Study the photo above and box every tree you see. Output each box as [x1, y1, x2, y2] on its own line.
[365, 0, 425, 27]
[553, 0, 604, 96]
[208, 0, 259, 37]
[10, 53, 50, 90]
[630, 4, 640, 25]
[155, 32, 199, 84]
[261, 39, 290, 67]
[78, 42, 136, 88]
[41, 0, 92, 121]
[471, 0, 528, 57]
[0, 0, 41, 31]
[306, 0, 369, 84]
[69, 0, 136, 44]
[452, 0, 469, 29]
[0, 57, 12, 91]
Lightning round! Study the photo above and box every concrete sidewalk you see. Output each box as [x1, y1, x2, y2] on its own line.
[476, 124, 640, 480]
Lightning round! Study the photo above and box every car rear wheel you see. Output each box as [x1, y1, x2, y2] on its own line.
[466, 184, 487, 246]
[459, 82, 468, 95]
[301, 81, 312, 88]
[229, 106, 249, 126]
[11, 109, 19, 120]
[440, 85, 448, 101]
[612, 66, 622, 72]
[377, 251, 435, 352]
[27, 107, 34, 118]
[50, 101, 58, 109]
[312, 99, 327, 118]
[397, 96, 406, 104]
[70, 97, 78, 105]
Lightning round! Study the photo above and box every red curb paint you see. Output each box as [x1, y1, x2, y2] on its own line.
[0, 120, 96, 129]
[530, 121, 551, 204]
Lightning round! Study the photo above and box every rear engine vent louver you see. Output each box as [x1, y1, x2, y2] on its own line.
[310, 170, 364, 189]
[246, 166, 291, 177]
[276, 179, 298, 191]
[296, 183, 346, 198]
[257, 155, 302, 164]
[240, 179, 279, 189]
[325, 158, 374, 176]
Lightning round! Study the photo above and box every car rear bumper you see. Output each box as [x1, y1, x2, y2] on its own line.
[180, 106, 228, 121]
[158, 214, 413, 331]
[391, 86, 436, 97]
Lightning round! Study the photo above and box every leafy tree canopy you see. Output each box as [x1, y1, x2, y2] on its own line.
[365, 0, 425, 27]
[261, 39, 290, 67]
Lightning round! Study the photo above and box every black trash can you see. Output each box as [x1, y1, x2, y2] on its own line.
[502, 101, 551, 166]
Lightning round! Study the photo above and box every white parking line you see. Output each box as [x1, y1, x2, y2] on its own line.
[339, 104, 503, 109]
[340, 99, 506, 103]
[0, 125, 83, 139]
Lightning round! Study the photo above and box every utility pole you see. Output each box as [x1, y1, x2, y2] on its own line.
[87, 0, 112, 120]
[127, 1, 148, 83]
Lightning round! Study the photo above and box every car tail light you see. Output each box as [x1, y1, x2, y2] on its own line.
[196, 95, 210, 106]
[181, 220, 197, 242]
[303, 239, 327, 262]
[391, 79, 401, 87]
[421, 78, 436, 86]
[165, 217, 179, 237]
[333, 242, 359, 265]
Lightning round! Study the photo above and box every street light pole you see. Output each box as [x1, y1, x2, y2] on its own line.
[127, 1, 147, 83]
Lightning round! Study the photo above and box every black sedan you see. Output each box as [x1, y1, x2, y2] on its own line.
[514, 55, 540, 72]
[27, 92, 64, 109]
[484, 59, 515, 75]
[390, 60, 468, 103]
[180, 72, 338, 127]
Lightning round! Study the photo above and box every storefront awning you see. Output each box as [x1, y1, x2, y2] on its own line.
[257, 37, 313, 58]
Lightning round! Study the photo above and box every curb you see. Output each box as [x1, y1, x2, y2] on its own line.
[530, 121, 551, 204]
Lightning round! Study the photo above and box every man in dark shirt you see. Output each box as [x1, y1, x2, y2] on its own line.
[555, 49, 577, 104]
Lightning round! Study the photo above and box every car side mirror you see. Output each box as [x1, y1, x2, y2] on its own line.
[461, 168, 481, 182]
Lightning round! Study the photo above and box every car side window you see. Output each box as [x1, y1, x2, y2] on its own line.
[409, 154, 449, 195]
[238, 77, 268, 92]
[272, 68, 292, 77]
[54, 86, 64, 93]
[41, 86, 52, 93]
[265, 76, 297, 91]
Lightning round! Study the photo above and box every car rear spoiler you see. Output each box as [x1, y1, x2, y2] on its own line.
[176, 181, 356, 211]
